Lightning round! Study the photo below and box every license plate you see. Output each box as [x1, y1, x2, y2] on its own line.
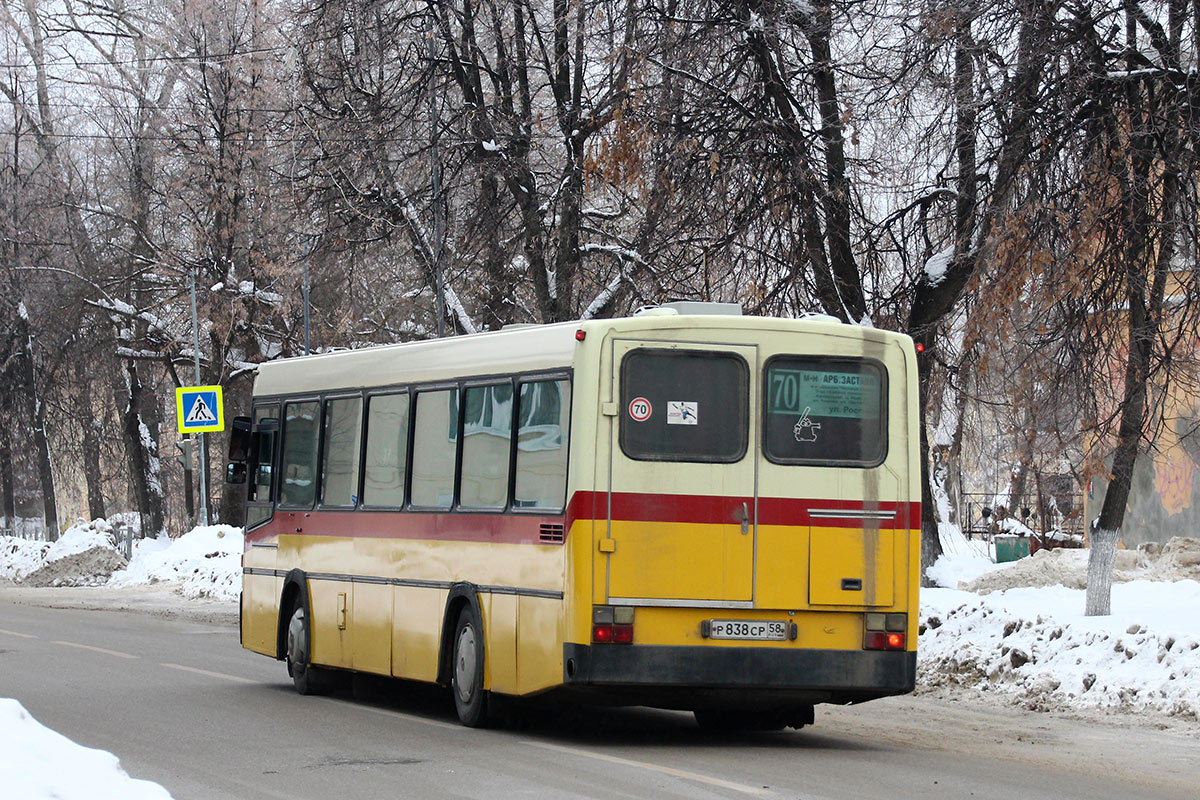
[707, 619, 788, 641]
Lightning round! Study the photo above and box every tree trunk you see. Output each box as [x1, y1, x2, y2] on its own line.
[916, 346, 941, 584]
[115, 360, 166, 539]
[83, 424, 106, 521]
[1085, 526, 1120, 615]
[0, 410, 14, 530]
[17, 309, 58, 541]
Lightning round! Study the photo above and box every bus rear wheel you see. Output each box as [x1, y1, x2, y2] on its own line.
[451, 606, 491, 727]
[285, 603, 329, 695]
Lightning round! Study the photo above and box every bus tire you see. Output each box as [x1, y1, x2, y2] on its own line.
[285, 602, 328, 696]
[450, 605, 491, 727]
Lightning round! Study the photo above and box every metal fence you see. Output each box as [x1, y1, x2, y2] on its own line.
[2, 518, 136, 560]
[958, 491, 1086, 539]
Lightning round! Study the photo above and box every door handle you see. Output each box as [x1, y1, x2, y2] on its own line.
[735, 502, 750, 535]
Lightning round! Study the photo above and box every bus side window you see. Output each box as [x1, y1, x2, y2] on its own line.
[411, 389, 457, 509]
[321, 396, 363, 507]
[514, 379, 570, 510]
[460, 384, 514, 509]
[363, 393, 409, 506]
[280, 400, 320, 507]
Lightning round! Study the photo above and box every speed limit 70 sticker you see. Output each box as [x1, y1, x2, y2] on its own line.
[628, 397, 652, 422]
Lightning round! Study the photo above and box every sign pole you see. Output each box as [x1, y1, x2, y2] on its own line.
[190, 270, 209, 526]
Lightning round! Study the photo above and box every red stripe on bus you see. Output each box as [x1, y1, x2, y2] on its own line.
[588, 492, 919, 529]
[243, 494, 920, 548]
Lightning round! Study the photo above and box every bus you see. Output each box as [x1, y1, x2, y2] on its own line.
[227, 303, 920, 729]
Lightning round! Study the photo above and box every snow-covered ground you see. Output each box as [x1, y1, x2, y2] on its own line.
[920, 529, 1200, 719]
[0, 699, 173, 800]
[1, 518, 243, 600]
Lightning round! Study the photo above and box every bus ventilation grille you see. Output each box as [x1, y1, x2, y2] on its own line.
[539, 523, 566, 543]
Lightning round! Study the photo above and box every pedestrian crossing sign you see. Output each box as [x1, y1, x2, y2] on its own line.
[176, 385, 225, 434]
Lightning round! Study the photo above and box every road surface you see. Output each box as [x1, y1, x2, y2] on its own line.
[1, 591, 1196, 799]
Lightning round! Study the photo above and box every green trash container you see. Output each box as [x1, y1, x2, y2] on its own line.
[994, 535, 1031, 563]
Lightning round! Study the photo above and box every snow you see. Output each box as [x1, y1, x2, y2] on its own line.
[3, 520, 242, 600]
[0, 518, 126, 582]
[0, 699, 173, 800]
[924, 245, 954, 287]
[109, 525, 244, 601]
[922, 527, 1200, 718]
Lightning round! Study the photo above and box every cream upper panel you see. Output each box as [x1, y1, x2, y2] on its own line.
[253, 322, 581, 396]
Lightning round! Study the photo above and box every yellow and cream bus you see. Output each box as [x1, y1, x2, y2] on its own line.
[228, 303, 920, 729]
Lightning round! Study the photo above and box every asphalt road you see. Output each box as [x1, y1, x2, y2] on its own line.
[1, 596, 1197, 800]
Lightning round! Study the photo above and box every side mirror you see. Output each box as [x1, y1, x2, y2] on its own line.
[228, 416, 252, 462]
[226, 462, 248, 485]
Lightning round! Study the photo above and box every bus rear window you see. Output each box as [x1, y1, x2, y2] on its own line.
[764, 357, 886, 466]
[620, 350, 748, 463]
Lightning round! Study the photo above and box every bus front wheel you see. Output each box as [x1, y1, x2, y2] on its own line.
[451, 605, 491, 727]
[285, 603, 329, 696]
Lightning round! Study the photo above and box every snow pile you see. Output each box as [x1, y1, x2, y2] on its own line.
[0, 518, 129, 585]
[109, 525, 243, 601]
[0, 698, 173, 800]
[918, 582, 1200, 719]
[20, 549, 129, 588]
[921, 532, 1200, 719]
[0, 537, 46, 582]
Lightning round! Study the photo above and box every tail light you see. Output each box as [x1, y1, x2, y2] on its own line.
[592, 606, 634, 644]
[864, 613, 908, 651]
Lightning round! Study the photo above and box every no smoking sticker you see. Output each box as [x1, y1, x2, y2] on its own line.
[628, 397, 652, 422]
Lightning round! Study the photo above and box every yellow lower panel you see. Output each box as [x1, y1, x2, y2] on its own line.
[242, 572, 280, 656]
[606, 520, 752, 602]
[754, 524, 811, 609]
[486, 593, 518, 693]
[353, 583, 393, 675]
[309, 582, 353, 668]
[392, 585, 445, 682]
[809, 525, 895, 606]
[518, 595, 564, 693]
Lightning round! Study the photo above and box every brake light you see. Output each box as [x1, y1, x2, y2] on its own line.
[864, 631, 907, 650]
[864, 613, 908, 650]
[592, 606, 634, 644]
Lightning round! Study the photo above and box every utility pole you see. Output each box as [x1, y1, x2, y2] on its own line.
[175, 439, 194, 528]
[189, 269, 209, 525]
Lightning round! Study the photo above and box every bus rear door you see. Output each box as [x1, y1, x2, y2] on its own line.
[604, 340, 758, 607]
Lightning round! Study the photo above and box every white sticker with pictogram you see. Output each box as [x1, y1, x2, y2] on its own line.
[667, 401, 698, 425]
[628, 397, 652, 422]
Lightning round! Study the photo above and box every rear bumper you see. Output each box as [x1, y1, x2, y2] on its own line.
[562, 644, 915, 707]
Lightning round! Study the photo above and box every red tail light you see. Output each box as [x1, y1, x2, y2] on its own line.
[592, 606, 634, 644]
[864, 631, 907, 651]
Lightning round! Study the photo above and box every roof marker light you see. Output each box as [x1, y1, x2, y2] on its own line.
[575, 329, 586, 341]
